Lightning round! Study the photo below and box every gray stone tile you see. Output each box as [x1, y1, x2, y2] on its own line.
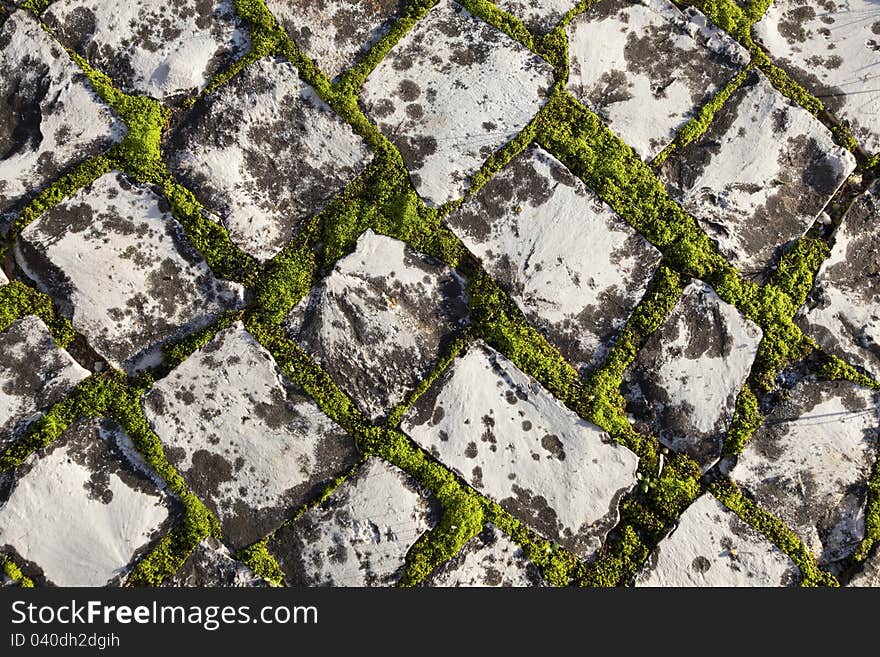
[403, 341, 639, 559]
[165, 537, 267, 587]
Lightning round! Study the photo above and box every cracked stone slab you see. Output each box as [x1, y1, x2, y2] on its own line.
[0, 418, 171, 587]
[166, 538, 266, 587]
[403, 341, 639, 559]
[732, 380, 880, 565]
[848, 549, 880, 587]
[623, 281, 762, 472]
[286, 230, 468, 421]
[268, 458, 438, 587]
[635, 495, 801, 587]
[496, 0, 577, 33]
[1, 316, 89, 445]
[142, 322, 358, 549]
[425, 524, 544, 587]
[360, 0, 554, 206]
[566, 0, 749, 159]
[169, 56, 372, 261]
[43, 0, 250, 100]
[15, 171, 246, 374]
[754, 0, 880, 154]
[798, 183, 880, 379]
[446, 145, 660, 376]
[661, 71, 856, 277]
[0, 9, 124, 227]
[266, 0, 407, 80]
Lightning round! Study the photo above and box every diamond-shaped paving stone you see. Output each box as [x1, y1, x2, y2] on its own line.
[268, 458, 438, 587]
[446, 145, 660, 376]
[0, 418, 171, 586]
[566, 0, 749, 159]
[732, 380, 880, 565]
[1, 316, 89, 444]
[286, 230, 468, 421]
[848, 549, 880, 587]
[43, 0, 249, 100]
[265, 0, 407, 80]
[661, 72, 855, 277]
[15, 171, 246, 374]
[166, 538, 266, 587]
[360, 0, 554, 206]
[403, 341, 639, 559]
[168, 56, 372, 261]
[798, 183, 880, 379]
[623, 281, 762, 471]
[142, 322, 358, 549]
[497, 0, 577, 33]
[0, 8, 124, 227]
[635, 495, 800, 587]
[425, 524, 544, 587]
[754, 0, 880, 154]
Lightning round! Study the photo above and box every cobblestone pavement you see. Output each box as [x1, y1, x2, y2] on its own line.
[1, 0, 879, 588]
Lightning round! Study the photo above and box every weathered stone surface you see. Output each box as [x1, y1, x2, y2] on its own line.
[798, 183, 880, 379]
[0, 269, 7, 285]
[567, 0, 748, 159]
[142, 322, 358, 549]
[847, 548, 880, 587]
[43, 0, 249, 100]
[16, 171, 246, 374]
[266, 0, 407, 80]
[286, 230, 468, 421]
[623, 281, 762, 471]
[0, 9, 123, 226]
[662, 71, 855, 276]
[0, 316, 89, 444]
[635, 495, 800, 587]
[166, 537, 266, 587]
[497, 0, 576, 33]
[446, 145, 660, 376]
[168, 57, 372, 261]
[360, 0, 554, 206]
[425, 524, 544, 587]
[733, 380, 880, 565]
[0, 418, 171, 586]
[754, 0, 880, 154]
[269, 458, 438, 587]
[403, 341, 639, 559]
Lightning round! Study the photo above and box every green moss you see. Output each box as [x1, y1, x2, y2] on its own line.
[652, 69, 750, 167]
[237, 540, 285, 587]
[0, 282, 77, 347]
[456, 0, 535, 51]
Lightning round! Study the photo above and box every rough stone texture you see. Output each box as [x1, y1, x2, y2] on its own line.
[286, 230, 468, 421]
[754, 0, 880, 154]
[0, 9, 123, 227]
[623, 281, 762, 471]
[266, 0, 407, 80]
[733, 380, 880, 565]
[0, 316, 89, 444]
[798, 183, 880, 379]
[847, 548, 880, 587]
[0, 418, 171, 586]
[497, 0, 576, 33]
[661, 71, 856, 277]
[403, 341, 639, 559]
[360, 0, 554, 206]
[269, 458, 438, 587]
[166, 538, 267, 587]
[446, 145, 660, 376]
[425, 524, 544, 587]
[566, 0, 749, 159]
[0, 269, 6, 285]
[15, 171, 246, 374]
[635, 495, 801, 587]
[168, 57, 372, 261]
[142, 322, 358, 549]
[43, 0, 250, 100]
